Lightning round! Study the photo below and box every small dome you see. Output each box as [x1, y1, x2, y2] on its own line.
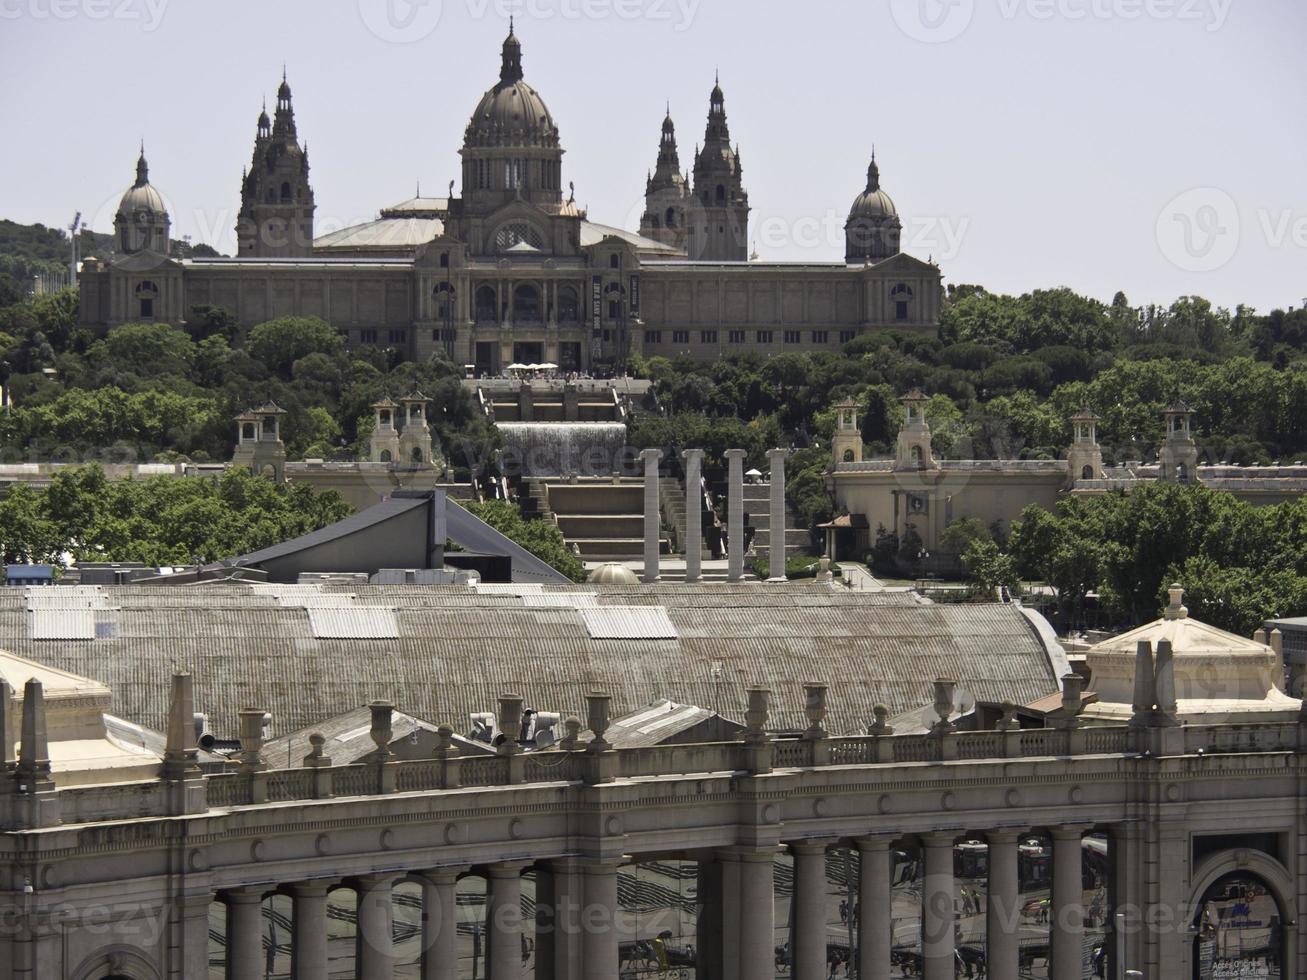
[848, 156, 898, 222]
[258, 108, 271, 129]
[278, 77, 291, 100]
[588, 563, 639, 586]
[115, 148, 169, 222]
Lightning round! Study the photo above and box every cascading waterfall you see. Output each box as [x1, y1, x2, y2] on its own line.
[497, 423, 630, 478]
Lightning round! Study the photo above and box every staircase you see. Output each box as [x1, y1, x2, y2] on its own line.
[539, 479, 669, 562]
[740, 482, 813, 565]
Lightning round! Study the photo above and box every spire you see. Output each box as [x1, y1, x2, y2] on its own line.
[500, 20, 523, 83]
[134, 143, 149, 188]
[866, 150, 881, 192]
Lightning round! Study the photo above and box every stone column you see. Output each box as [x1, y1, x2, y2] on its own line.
[539, 858, 583, 979]
[1050, 827, 1086, 980]
[767, 448, 788, 581]
[290, 882, 331, 980]
[726, 449, 746, 582]
[225, 888, 266, 980]
[581, 860, 622, 980]
[855, 837, 894, 980]
[986, 831, 1022, 980]
[791, 841, 831, 980]
[418, 869, 461, 980]
[920, 833, 957, 980]
[682, 448, 704, 582]
[486, 863, 526, 980]
[737, 848, 776, 980]
[356, 874, 395, 980]
[640, 448, 662, 584]
[696, 857, 725, 979]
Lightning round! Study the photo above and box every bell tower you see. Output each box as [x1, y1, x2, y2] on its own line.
[690, 76, 749, 261]
[831, 398, 864, 465]
[895, 390, 936, 471]
[237, 71, 316, 257]
[640, 106, 693, 252]
[1159, 402, 1199, 483]
[1067, 409, 1105, 485]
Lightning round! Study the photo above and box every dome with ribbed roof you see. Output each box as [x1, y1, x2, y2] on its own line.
[116, 148, 169, 222]
[845, 153, 901, 263]
[848, 156, 898, 222]
[114, 146, 171, 255]
[464, 26, 560, 150]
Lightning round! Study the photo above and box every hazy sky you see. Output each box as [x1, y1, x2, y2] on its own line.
[2, 0, 1303, 311]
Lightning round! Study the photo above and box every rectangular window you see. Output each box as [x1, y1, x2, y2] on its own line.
[756, 330, 773, 344]
[602, 329, 612, 342]
[360, 329, 379, 344]
[811, 330, 829, 345]
[672, 330, 690, 344]
[388, 329, 406, 344]
[701, 330, 718, 344]
[784, 330, 801, 344]
[840, 330, 856, 345]
[644, 330, 662, 344]
[432, 328, 455, 342]
[729, 329, 746, 344]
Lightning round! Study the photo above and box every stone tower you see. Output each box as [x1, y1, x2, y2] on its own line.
[690, 76, 749, 261]
[369, 398, 402, 464]
[831, 398, 863, 465]
[845, 152, 902, 264]
[1067, 409, 1105, 485]
[640, 107, 693, 252]
[113, 145, 171, 255]
[1159, 401, 1199, 483]
[397, 392, 436, 467]
[895, 390, 936, 470]
[232, 403, 288, 482]
[237, 71, 315, 258]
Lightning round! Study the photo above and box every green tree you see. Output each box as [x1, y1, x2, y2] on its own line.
[461, 499, 586, 582]
[246, 316, 344, 379]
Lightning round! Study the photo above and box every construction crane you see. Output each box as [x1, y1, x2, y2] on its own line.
[68, 212, 81, 285]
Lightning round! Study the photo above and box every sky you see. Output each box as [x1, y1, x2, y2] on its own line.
[1, 0, 1304, 312]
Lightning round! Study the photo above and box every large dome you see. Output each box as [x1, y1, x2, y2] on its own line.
[848, 157, 897, 221]
[116, 149, 169, 222]
[464, 28, 560, 150]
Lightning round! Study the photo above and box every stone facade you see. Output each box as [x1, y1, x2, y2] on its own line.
[78, 29, 943, 373]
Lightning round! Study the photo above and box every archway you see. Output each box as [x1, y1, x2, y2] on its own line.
[1191, 855, 1294, 980]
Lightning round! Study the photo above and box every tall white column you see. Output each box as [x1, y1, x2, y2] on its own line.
[856, 836, 894, 980]
[290, 882, 330, 980]
[921, 833, 957, 980]
[682, 448, 704, 582]
[540, 858, 583, 979]
[767, 448, 788, 582]
[737, 848, 776, 980]
[1050, 827, 1086, 980]
[581, 860, 621, 980]
[225, 888, 266, 980]
[640, 448, 662, 584]
[486, 863, 525, 980]
[986, 831, 1021, 980]
[791, 840, 831, 980]
[726, 449, 746, 582]
[356, 874, 395, 980]
[419, 869, 461, 980]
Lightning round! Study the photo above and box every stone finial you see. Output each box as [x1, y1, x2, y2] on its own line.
[496, 694, 524, 756]
[932, 678, 957, 734]
[163, 671, 200, 779]
[303, 732, 331, 768]
[1059, 673, 1085, 729]
[1163, 584, 1189, 621]
[745, 687, 771, 742]
[368, 700, 394, 759]
[433, 724, 458, 758]
[802, 683, 828, 740]
[1130, 640, 1157, 727]
[868, 703, 893, 735]
[16, 679, 52, 788]
[586, 692, 612, 752]
[995, 702, 1018, 732]
[559, 716, 582, 751]
[238, 709, 268, 772]
[1154, 639, 1178, 722]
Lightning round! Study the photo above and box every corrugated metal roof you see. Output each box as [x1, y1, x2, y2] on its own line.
[307, 606, 399, 639]
[30, 608, 96, 641]
[580, 605, 677, 640]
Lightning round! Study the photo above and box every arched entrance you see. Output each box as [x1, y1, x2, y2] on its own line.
[1191, 851, 1296, 980]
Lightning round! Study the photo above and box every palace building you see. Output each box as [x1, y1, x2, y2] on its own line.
[78, 27, 943, 375]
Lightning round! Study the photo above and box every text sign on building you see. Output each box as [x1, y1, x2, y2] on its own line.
[591, 275, 603, 360]
[629, 275, 640, 317]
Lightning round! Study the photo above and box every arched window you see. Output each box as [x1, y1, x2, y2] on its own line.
[665, 207, 678, 229]
[609, 254, 620, 269]
[135, 280, 159, 319]
[716, 184, 726, 205]
[439, 252, 449, 268]
[380, 449, 392, 463]
[242, 422, 255, 440]
[1177, 463, 1189, 483]
[379, 409, 391, 426]
[1194, 872, 1284, 979]
[1082, 465, 1094, 481]
[493, 222, 544, 253]
[911, 445, 923, 465]
[411, 447, 424, 464]
[843, 449, 855, 463]
[513, 284, 542, 323]
[475, 285, 498, 322]
[891, 283, 914, 322]
[265, 189, 275, 204]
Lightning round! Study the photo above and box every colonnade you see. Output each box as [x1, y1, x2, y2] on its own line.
[215, 825, 1096, 980]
